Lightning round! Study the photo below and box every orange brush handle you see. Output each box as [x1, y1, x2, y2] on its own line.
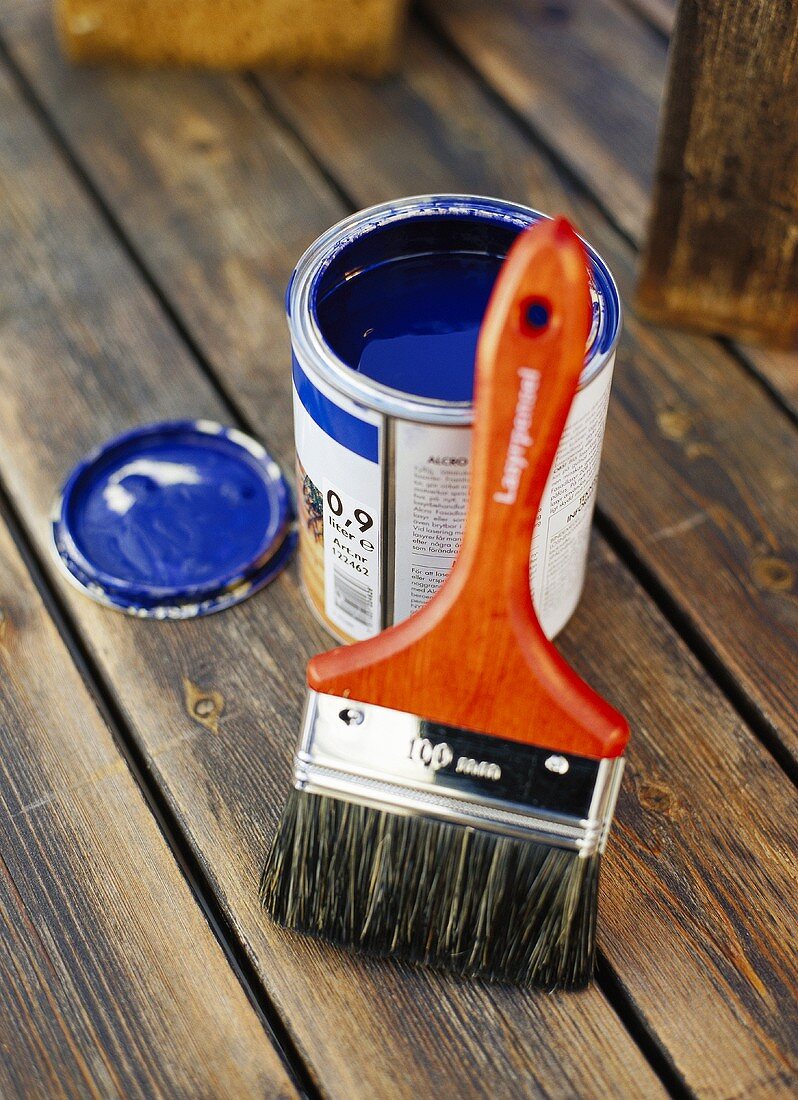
[309, 217, 629, 760]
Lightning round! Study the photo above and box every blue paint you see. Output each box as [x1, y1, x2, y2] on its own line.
[316, 250, 503, 403]
[525, 299, 551, 330]
[54, 421, 293, 612]
[308, 203, 620, 404]
[292, 356, 379, 463]
[313, 213, 519, 403]
[53, 522, 297, 620]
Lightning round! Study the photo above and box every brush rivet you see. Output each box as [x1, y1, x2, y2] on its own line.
[339, 707, 365, 726]
[545, 754, 570, 775]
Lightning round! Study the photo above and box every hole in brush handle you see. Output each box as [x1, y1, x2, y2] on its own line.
[520, 296, 553, 335]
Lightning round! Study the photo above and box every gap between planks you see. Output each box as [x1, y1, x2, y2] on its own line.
[593, 509, 798, 788]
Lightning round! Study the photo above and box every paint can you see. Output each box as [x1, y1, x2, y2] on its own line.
[288, 195, 621, 644]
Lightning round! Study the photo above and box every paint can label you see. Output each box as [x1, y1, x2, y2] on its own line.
[391, 420, 471, 622]
[293, 358, 384, 640]
[288, 197, 621, 645]
[293, 353, 614, 643]
[321, 476, 380, 637]
[530, 359, 614, 637]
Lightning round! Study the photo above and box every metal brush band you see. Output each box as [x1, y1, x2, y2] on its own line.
[293, 692, 625, 857]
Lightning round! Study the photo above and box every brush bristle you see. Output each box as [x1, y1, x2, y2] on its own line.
[260, 789, 599, 989]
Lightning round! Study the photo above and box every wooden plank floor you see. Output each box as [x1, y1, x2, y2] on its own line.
[0, 504, 298, 1100]
[0, 1, 795, 1097]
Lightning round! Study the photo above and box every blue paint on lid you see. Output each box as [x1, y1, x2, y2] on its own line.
[52, 523, 297, 620]
[52, 421, 294, 614]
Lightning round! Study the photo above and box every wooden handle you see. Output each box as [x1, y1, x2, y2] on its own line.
[309, 218, 629, 760]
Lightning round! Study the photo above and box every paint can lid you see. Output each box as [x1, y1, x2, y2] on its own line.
[51, 420, 295, 619]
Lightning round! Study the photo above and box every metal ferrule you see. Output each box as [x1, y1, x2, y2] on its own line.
[294, 692, 625, 858]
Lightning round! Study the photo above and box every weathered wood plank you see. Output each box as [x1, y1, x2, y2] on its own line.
[741, 348, 798, 421]
[9, 9, 796, 766]
[426, 0, 798, 405]
[564, 543, 798, 1098]
[1, 15, 797, 1098]
[0, 35, 665, 1100]
[0, 513, 297, 1097]
[424, 0, 663, 242]
[637, 0, 798, 347]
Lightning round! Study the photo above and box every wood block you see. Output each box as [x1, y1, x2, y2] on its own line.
[55, 0, 408, 76]
[637, 0, 798, 349]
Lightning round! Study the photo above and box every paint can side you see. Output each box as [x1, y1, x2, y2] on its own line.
[288, 195, 620, 645]
[292, 355, 386, 642]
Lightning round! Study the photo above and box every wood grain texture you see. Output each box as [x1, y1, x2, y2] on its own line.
[425, 0, 798, 403]
[424, 0, 663, 242]
[0, 511, 296, 1096]
[565, 540, 798, 1098]
[0, 34, 664, 1100]
[621, 0, 676, 36]
[637, 0, 798, 347]
[0, 11, 796, 1097]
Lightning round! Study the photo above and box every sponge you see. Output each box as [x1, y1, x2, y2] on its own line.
[56, 0, 408, 76]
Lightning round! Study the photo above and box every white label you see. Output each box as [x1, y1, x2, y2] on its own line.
[292, 363, 383, 641]
[393, 421, 472, 621]
[322, 479, 380, 638]
[531, 358, 615, 636]
[296, 352, 615, 643]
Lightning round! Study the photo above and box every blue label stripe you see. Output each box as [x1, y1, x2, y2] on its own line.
[292, 357, 380, 463]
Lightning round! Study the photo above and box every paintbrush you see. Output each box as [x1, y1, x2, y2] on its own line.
[261, 216, 629, 989]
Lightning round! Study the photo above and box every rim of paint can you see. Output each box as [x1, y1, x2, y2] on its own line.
[288, 194, 622, 425]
